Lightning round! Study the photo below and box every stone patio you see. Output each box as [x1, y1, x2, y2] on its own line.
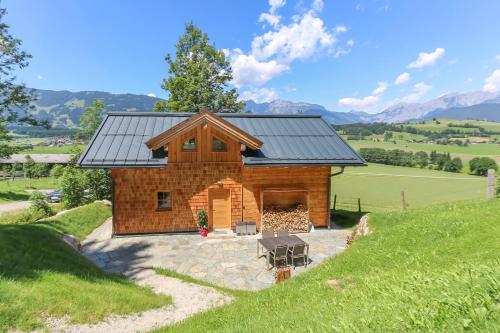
[82, 219, 350, 290]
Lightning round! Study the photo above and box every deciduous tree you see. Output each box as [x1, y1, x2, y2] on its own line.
[0, 7, 46, 158]
[23, 155, 35, 179]
[79, 99, 104, 140]
[469, 157, 498, 176]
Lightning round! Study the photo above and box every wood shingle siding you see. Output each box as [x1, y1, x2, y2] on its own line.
[112, 164, 329, 235]
[112, 163, 243, 234]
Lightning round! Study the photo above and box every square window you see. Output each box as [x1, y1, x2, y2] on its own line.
[152, 148, 166, 159]
[212, 137, 227, 152]
[182, 137, 196, 151]
[157, 192, 171, 210]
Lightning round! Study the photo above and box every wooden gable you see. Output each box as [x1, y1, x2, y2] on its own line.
[145, 112, 263, 151]
[164, 122, 246, 163]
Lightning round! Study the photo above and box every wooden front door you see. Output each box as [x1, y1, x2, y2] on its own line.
[209, 188, 231, 229]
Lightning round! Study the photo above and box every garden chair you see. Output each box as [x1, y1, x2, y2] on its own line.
[288, 243, 307, 268]
[269, 244, 288, 269]
[277, 230, 289, 237]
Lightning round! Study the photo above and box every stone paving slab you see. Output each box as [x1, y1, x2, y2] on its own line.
[82, 220, 350, 290]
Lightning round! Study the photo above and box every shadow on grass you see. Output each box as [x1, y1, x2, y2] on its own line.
[0, 191, 30, 202]
[330, 209, 367, 230]
[0, 223, 153, 284]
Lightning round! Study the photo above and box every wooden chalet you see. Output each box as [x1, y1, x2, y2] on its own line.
[78, 111, 365, 235]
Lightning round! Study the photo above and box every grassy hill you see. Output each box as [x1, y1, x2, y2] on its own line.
[0, 203, 171, 332]
[157, 199, 500, 332]
[331, 164, 486, 211]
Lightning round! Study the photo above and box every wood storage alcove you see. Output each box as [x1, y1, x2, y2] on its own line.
[260, 188, 310, 233]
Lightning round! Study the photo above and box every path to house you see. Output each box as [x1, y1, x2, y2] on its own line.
[82, 219, 350, 290]
[46, 267, 231, 333]
[0, 200, 31, 214]
[55, 220, 348, 332]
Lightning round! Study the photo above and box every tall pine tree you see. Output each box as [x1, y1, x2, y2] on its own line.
[155, 22, 243, 113]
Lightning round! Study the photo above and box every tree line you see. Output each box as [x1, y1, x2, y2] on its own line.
[336, 122, 500, 141]
[359, 148, 498, 175]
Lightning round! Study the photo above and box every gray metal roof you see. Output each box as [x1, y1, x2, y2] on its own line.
[78, 112, 365, 167]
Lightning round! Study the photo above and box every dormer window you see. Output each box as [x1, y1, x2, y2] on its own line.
[152, 147, 166, 159]
[182, 137, 196, 151]
[212, 137, 227, 152]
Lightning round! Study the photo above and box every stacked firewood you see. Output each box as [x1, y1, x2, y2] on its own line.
[262, 204, 309, 233]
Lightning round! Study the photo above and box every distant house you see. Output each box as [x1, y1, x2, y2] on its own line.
[78, 111, 365, 235]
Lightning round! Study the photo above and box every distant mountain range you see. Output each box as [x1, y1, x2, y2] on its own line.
[16, 88, 500, 127]
[18, 89, 161, 127]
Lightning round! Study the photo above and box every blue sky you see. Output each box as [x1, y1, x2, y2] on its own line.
[4, 0, 500, 113]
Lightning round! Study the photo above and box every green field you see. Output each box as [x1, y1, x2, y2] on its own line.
[331, 164, 486, 212]
[0, 203, 171, 332]
[0, 177, 59, 202]
[157, 199, 500, 332]
[18, 144, 85, 154]
[348, 139, 500, 167]
[409, 119, 500, 133]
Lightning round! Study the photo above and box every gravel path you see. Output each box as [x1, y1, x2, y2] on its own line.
[45, 268, 232, 333]
[0, 200, 31, 214]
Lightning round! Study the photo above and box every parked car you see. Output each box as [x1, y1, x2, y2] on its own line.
[47, 190, 62, 203]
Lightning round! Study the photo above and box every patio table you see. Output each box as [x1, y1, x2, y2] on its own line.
[257, 235, 309, 269]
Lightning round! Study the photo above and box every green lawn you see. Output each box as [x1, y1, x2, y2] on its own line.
[0, 177, 59, 202]
[0, 202, 171, 332]
[331, 164, 486, 212]
[18, 144, 85, 154]
[347, 139, 500, 167]
[0, 203, 63, 225]
[39, 202, 111, 240]
[156, 199, 500, 332]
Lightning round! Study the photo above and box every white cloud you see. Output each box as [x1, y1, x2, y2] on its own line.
[372, 81, 388, 95]
[269, 0, 285, 13]
[483, 69, 500, 92]
[496, 54, 500, 61]
[239, 87, 278, 103]
[355, 3, 363, 11]
[36, 74, 44, 80]
[229, 50, 288, 87]
[231, 1, 339, 87]
[466, 77, 473, 83]
[340, 80, 432, 112]
[394, 72, 410, 85]
[259, 13, 281, 28]
[147, 93, 156, 97]
[251, 13, 335, 62]
[338, 81, 387, 110]
[407, 48, 445, 69]
[312, 0, 324, 12]
[399, 82, 432, 103]
[338, 95, 380, 109]
[334, 25, 347, 34]
[259, 0, 286, 28]
[346, 39, 354, 47]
